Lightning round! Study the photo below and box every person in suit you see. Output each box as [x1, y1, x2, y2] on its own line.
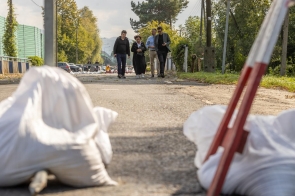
[154, 26, 171, 78]
[113, 30, 130, 79]
[131, 35, 147, 78]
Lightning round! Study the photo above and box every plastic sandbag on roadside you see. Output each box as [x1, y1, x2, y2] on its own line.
[184, 105, 295, 196]
[0, 66, 117, 187]
[94, 107, 118, 165]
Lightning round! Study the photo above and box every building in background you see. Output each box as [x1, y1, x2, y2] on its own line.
[0, 16, 5, 57]
[0, 16, 44, 59]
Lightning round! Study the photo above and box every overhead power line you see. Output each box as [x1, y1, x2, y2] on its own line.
[31, 0, 42, 8]
[188, 0, 202, 17]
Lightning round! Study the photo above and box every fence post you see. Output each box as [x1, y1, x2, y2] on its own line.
[183, 45, 188, 72]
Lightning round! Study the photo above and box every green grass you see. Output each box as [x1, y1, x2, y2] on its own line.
[178, 72, 295, 92]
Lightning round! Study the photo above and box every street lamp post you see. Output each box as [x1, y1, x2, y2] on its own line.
[44, 0, 57, 66]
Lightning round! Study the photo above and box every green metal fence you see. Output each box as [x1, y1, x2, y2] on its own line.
[0, 16, 44, 59]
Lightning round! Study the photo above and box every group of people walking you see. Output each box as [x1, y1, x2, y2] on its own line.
[113, 27, 171, 79]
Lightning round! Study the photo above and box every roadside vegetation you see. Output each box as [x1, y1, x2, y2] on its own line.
[178, 72, 295, 92]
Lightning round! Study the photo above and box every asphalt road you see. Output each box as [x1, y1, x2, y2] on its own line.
[0, 74, 207, 196]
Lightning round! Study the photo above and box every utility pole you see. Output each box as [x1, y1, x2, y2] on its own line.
[44, 0, 57, 66]
[76, 28, 78, 64]
[204, 0, 215, 72]
[199, 0, 204, 46]
[56, 0, 58, 64]
[206, 0, 211, 47]
[280, 10, 289, 76]
[222, 0, 230, 74]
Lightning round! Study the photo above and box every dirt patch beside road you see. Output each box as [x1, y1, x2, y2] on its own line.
[176, 83, 294, 115]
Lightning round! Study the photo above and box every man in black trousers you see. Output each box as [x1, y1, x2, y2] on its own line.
[113, 30, 130, 79]
[154, 26, 171, 78]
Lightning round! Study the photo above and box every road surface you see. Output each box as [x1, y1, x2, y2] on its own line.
[0, 74, 206, 196]
[0, 73, 293, 196]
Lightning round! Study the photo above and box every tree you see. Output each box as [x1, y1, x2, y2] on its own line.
[212, 0, 271, 71]
[79, 6, 103, 64]
[130, 0, 189, 32]
[169, 16, 206, 71]
[184, 16, 206, 54]
[56, 1, 103, 64]
[3, 0, 18, 57]
[57, 0, 79, 63]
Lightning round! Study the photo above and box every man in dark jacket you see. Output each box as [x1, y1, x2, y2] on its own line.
[113, 30, 130, 79]
[154, 26, 171, 78]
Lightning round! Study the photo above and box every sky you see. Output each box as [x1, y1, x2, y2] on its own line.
[0, 0, 201, 40]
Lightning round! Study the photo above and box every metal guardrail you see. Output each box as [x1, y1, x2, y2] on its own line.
[0, 56, 30, 63]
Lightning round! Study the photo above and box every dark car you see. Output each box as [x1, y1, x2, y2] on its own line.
[76, 64, 85, 71]
[69, 63, 82, 72]
[57, 62, 71, 73]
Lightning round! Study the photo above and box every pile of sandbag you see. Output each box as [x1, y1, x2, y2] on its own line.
[184, 105, 295, 196]
[0, 66, 117, 187]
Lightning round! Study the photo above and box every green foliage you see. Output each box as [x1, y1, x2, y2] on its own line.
[138, 21, 183, 66]
[56, 1, 102, 64]
[286, 65, 295, 76]
[178, 72, 239, 84]
[130, 0, 189, 31]
[58, 50, 68, 62]
[171, 16, 205, 71]
[183, 16, 205, 46]
[28, 56, 44, 66]
[171, 39, 191, 71]
[233, 50, 246, 71]
[261, 75, 295, 92]
[269, 66, 281, 76]
[3, 0, 18, 57]
[178, 72, 295, 92]
[213, 0, 271, 71]
[269, 65, 295, 77]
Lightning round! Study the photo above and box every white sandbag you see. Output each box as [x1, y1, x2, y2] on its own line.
[94, 107, 118, 165]
[0, 66, 117, 187]
[184, 105, 295, 196]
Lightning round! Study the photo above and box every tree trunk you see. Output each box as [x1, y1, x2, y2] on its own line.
[280, 10, 289, 76]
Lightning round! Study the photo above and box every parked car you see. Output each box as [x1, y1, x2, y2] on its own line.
[57, 62, 71, 73]
[69, 63, 82, 72]
[76, 64, 83, 70]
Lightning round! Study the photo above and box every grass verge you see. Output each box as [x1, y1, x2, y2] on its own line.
[0, 74, 23, 80]
[178, 72, 295, 92]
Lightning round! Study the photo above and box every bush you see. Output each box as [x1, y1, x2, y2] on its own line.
[269, 64, 295, 76]
[28, 56, 44, 66]
[171, 38, 193, 71]
[269, 65, 280, 76]
[286, 65, 295, 76]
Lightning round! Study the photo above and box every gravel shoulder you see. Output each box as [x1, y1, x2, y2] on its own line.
[0, 73, 293, 196]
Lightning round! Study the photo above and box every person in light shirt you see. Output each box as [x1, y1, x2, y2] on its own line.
[146, 28, 160, 78]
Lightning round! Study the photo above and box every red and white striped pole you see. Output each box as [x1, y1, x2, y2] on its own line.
[204, 0, 292, 195]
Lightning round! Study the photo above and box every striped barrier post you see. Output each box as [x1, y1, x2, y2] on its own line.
[26, 63, 29, 71]
[9, 61, 13, 73]
[18, 62, 22, 73]
[0, 60, 2, 74]
[204, 1, 292, 195]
